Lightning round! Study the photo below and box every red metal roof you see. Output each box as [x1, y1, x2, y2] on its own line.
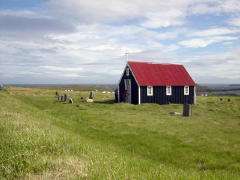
[128, 61, 196, 86]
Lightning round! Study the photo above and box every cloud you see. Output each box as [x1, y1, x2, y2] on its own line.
[0, 10, 76, 38]
[47, 0, 140, 23]
[178, 27, 240, 48]
[40, 66, 83, 71]
[0, 0, 240, 84]
[190, 3, 221, 15]
[62, 73, 86, 78]
[228, 16, 240, 26]
[185, 48, 240, 66]
[0, 10, 50, 19]
[189, 0, 240, 15]
[46, 0, 240, 29]
[179, 36, 239, 47]
[220, 0, 240, 14]
[140, 10, 186, 28]
[128, 50, 177, 62]
[47, 0, 217, 28]
[189, 27, 240, 37]
[182, 47, 240, 83]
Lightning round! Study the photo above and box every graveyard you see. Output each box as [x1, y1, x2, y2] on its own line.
[0, 86, 240, 179]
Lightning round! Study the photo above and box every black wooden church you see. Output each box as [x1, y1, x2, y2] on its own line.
[118, 61, 196, 105]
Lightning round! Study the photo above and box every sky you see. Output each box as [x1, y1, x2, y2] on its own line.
[0, 0, 240, 84]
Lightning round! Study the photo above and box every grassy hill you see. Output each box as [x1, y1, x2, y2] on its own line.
[0, 87, 240, 179]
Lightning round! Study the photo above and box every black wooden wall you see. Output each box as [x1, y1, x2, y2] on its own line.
[119, 66, 139, 104]
[140, 86, 194, 104]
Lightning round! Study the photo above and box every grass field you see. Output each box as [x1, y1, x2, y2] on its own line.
[0, 87, 240, 179]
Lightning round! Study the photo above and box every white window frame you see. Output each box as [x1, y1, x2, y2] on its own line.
[147, 86, 153, 96]
[184, 86, 189, 95]
[126, 67, 129, 76]
[166, 86, 172, 96]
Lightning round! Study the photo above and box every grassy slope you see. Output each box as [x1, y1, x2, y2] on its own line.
[0, 87, 240, 179]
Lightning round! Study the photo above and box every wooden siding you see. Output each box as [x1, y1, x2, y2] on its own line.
[119, 66, 139, 104]
[140, 86, 195, 104]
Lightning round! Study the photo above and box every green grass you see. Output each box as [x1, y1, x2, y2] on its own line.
[0, 87, 240, 179]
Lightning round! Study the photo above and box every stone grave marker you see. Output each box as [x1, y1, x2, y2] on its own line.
[69, 98, 73, 104]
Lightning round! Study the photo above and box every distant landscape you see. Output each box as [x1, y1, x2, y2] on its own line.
[197, 84, 240, 95]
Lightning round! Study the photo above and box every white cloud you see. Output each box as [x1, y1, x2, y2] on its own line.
[179, 36, 239, 47]
[189, 0, 240, 15]
[48, 0, 140, 23]
[189, 27, 240, 37]
[0, 10, 51, 19]
[190, 3, 221, 15]
[0, 10, 75, 37]
[0, 0, 240, 84]
[220, 0, 240, 14]
[183, 47, 240, 83]
[228, 16, 240, 26]
[47, 0, 220, 28]
[129, 50, 177, 63]
[40, 66, 83, 71]
[179, 27, 240, 48]
[140, 10, 186, 28]
[62, 73, 85, 78]
[47, 0, 239, 29]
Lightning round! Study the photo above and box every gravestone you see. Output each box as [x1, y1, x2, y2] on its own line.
[86, 98, 94, 103]
[64, 94, 68, 101]
[89, 91, 93, 99]
[115, 89, 118, 102]
[183, 104, 192, 117]
[0, 84, 3, 91]
[169, 112, 181, 115]
[69, 98, 73, 104]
